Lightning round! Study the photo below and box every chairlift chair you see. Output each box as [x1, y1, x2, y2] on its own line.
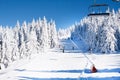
[88, 0, 110, 17]
[88, 3, 110, 16]
[112, 0, 120, 2]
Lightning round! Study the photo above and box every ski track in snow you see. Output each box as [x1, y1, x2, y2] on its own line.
[0, 39, 120, 80]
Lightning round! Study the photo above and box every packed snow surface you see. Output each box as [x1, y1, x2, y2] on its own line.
[0, 51, 120, 80]
[0, 39, 120, 80]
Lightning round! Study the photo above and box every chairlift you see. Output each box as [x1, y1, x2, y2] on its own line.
[112, 0, 120, 2]
[88, 0, 110, 16]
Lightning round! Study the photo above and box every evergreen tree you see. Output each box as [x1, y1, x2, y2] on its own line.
[41, 17, 49, 51]
[0, 17, 58, 69]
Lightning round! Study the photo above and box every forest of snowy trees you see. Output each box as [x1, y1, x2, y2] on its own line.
[0, 9, 120, 69]
[0, 17, 58, 69]
[58, 9, 120, 53]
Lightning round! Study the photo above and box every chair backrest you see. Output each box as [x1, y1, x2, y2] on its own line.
[88, 4, 110, 17]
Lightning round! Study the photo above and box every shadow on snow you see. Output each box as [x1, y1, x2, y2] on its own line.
[14, 68, 120, 73]
[15, 68, 120, 79]
[18, 76, 120, 80]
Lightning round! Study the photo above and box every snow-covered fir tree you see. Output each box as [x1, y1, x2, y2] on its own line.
[0, 17, 58, 69]
[59, 9, 120, 53]
[96, 18, 116, 53]
[48, 20, 58, 48]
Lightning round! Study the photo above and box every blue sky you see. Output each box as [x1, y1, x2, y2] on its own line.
[0, 0, 119, 29]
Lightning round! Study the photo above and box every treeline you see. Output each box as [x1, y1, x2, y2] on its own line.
[0, 17, 58, 69]
[59, 9, 120, 53]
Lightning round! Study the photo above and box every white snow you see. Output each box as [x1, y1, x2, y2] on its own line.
[0, 39, 120, 80]
[0, 9, 120, 80]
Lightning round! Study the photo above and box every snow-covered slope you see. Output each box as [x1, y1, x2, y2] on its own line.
[0, 9, 120, 80]
[58, 38, 88, 53]
[0, 39, 120, 80]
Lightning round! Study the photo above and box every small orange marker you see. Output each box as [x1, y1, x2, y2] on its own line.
[91, 64, 97, 73]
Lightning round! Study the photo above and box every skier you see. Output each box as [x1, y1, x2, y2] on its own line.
[62, 46, 65, 53]
[72, 46, 74, 50]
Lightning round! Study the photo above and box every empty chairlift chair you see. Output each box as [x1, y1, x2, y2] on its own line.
[88, 4, 110, 16]
[112, 0, 120, 2]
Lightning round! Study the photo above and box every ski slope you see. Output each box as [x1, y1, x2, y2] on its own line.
[0, 39, 120, 80]
[58, 38, 88, 53]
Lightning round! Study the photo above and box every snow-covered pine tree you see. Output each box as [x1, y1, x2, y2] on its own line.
[64, 9, 120, 53]
[0, 26, 3, 69]
[0, 17, 58, 69]
[1, 27, 14, 68]
[18, 21, 28, 59]
[35, 18, 43, 52]
[48, 20, 58, 48]
[11, 28, 19, 61]
[96, 18, 116, 53]
[114, 9, 120, 50]
[40, 17, 49, 52]
[25, 19, 38, 58]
